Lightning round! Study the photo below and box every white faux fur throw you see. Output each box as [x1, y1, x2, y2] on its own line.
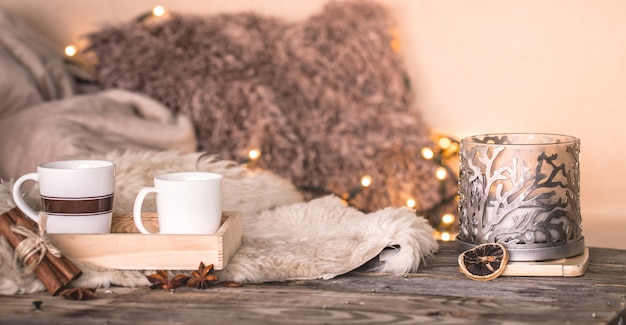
[0, 151, 437, 295]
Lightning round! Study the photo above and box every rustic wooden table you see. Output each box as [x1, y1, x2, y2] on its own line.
[1, 241, 625, 324]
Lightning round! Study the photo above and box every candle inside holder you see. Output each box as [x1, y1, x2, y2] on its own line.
[456, 133, 584, 261]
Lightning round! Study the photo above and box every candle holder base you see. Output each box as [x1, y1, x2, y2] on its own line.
[455, 237, 586, 262]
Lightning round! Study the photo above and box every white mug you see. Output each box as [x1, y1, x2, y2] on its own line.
[12, 160, 115, 234]
[133, 172, 223, 234]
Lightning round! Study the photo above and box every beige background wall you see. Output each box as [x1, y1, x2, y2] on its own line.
[2, 0, 624, 248]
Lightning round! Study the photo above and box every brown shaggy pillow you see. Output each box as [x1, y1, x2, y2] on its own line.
[85, 0, 457, 214]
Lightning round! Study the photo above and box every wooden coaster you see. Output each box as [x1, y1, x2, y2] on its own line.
[502, 248, 589, 277]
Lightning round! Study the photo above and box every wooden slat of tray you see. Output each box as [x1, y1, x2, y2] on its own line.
[47, 211, 242, 270]
[502, 248, 589, 277]
[111, 212, 161, 233]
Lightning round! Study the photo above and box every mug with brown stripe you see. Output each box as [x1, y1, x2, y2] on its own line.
[12, 160, 115, 234]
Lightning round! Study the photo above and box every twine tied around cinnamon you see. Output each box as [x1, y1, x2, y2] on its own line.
[10, 212, 62, 273]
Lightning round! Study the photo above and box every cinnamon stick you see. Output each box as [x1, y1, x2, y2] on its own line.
[47, 255, 83, 283]
[6, 208, 82, 283]
[0, 212, 66, 295]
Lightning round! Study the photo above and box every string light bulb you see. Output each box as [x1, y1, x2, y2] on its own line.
[441, 213, 455, 225]
[406, 198, 416, 209]
[438, 136, 452, 150]
[136, 5, 169, 22]
[448, 141, 459, 153]
[64, 45, 77, 57]
[435, 166, 447, 180]
[248, 149, 261, 161]
[421, 147, 434, 160]
[152, 5, 166, 17]
[343, 175, 373, 203]
[239, 148, 261, 166]
[360, 175, 372, 188]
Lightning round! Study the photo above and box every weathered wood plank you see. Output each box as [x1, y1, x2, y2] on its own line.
[0, 242, 624, 325]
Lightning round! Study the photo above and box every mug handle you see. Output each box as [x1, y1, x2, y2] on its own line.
[133, 187, 158, 234]
[11, 172, 41, 222]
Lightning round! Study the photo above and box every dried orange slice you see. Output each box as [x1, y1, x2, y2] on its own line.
[458, 243, 509, 281]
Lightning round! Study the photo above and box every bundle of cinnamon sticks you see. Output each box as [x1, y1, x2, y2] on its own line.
[0, 208, 82, 295]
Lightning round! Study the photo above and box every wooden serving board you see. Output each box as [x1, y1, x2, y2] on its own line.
[47, 211, 242, 270]
[503, 248, 590, 277]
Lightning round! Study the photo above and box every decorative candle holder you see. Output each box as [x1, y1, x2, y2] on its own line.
[456, 133, 585, 261]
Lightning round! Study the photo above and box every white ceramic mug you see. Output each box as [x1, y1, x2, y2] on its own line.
[133, 172, 223, 234]
[12, 160, 115, 234]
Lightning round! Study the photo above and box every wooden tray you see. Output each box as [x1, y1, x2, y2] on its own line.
[47, 211, 242, 270]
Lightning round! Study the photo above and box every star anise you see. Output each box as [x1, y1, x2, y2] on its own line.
[187, 262, 218, 289]
[59, 287, 97, 300]
[146, 270, 190, 290]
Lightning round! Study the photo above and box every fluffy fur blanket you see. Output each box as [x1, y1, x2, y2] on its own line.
[0, 9, 196, 181]
[0, 151, 438, 295]
[86, 0, 459, 214]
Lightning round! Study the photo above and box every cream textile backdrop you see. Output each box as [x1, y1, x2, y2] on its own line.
[1, 0, 624, 248]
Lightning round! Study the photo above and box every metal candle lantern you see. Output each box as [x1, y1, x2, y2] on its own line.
[456, 133, 585, 261]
